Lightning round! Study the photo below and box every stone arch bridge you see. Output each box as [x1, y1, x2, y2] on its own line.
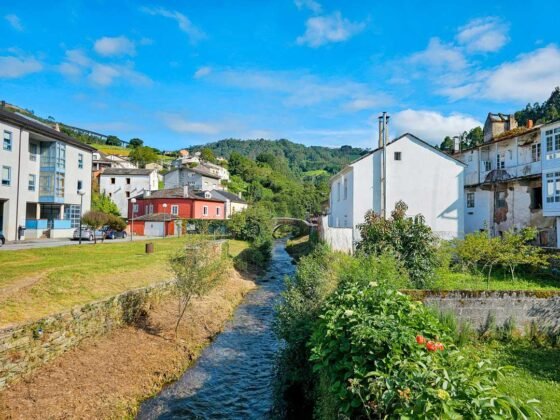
[272, 217, 317, 232]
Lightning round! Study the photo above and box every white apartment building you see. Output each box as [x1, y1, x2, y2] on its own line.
[324, 133, 465, 252]
[99, 168, 158, 218]
[0, 108, 94, 241]
[455, 113, 559, 246]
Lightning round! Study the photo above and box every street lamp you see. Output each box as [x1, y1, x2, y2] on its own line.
[78, 189, 86, 245]
[162, 203, 168, 238]
[130, 197, 137, 241]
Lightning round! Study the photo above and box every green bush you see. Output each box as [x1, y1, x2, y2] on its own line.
[356, 201, 438, 288]
[310, 281, 540, 419]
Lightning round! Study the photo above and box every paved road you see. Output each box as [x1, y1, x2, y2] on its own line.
[0, 235, 165, 251]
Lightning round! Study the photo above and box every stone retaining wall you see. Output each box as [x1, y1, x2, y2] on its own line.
[0, 280, 175, 391]
[404, 290, 560, 331]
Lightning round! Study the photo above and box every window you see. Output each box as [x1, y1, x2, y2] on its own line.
[337, 181, 341, 201]
[466, 192, 475, 208]
[495, 191, 507, 208]
[126, 191, 130, 198]
[532, 143, 541, 162]
[149, 204, 154, 214]
[111, 177, 116, 184]
[3, 131, 12, 151]
[171, 204, 179, 215]
[483, 160, 492, 171]
[216, 206, 221, 216]
[126, 178, 131, 185]
[78, 153, 84, 169]
[28, 174, 36, 191]
[30, 143, 38, 161]
[545, 128, 560, 160]
[64, 205, 81, 228]
[545, 172, 560, 203]
[343, 178, 348, 200]
[77, 180, 83, 192]
[132, 204, 139, 213]
[2, 166, 11, 186]
[394, 151, 401, 161]
[530, 187, 542, 210]
[203, 206, 209, 216]
[496, 153, 505, 169]
[145, 204, 149, 214]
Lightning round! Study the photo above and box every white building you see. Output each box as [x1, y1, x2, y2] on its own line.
[0, 108, 94, 241]
[324, 133, 465, 252]
[99, 168, 158, 218]
[164, 166, 226, 191]
[92, 151, 136, 171]
[209, 190, 248, 218]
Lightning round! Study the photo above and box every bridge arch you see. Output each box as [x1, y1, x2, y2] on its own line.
[272, 217, 316, 234]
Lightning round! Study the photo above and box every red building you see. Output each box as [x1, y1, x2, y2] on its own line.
[128, 186, 226, 236]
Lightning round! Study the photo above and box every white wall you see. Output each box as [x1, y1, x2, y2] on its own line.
[385, 136, 464, 239]
[319, 215, 353, 253]
[100, 172, 156, 218]
[542, 121, 560, 216]
[328, 167, 353, 228]
[464, 188, 491, 233]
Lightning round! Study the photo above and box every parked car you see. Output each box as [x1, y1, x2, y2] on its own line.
[73, 227, 105, 241]
[104, 228, 127, 239]
[0, 233, 5, 246]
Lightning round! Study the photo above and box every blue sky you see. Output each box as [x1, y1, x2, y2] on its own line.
[1, 0, 559, 150]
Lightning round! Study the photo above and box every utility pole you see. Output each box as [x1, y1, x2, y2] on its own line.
[378, 112, 390, 219]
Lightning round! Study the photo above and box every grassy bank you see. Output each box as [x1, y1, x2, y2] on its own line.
[433, 269, 560, 291]
[0, 267, 256, 419]
[0, 237, 248, 327]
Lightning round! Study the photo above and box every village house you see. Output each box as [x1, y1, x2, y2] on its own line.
[208, 190, 248, 218]
[92, 151, 136, 171]
[99, 168, 158, 218]
[0, 107, 95, 241]
[128, 186, 226, 236]
[163, 166, 227, 191]
[323, 130, 465, 252]
[454, 114, 550, 243]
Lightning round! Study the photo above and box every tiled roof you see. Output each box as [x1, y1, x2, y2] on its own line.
[167, 166, 222, 180]
[134, 187, 226, 202]
[210, 190, 247, 204]
[134, 213, 179, 222]
[101, 168, 155, 176]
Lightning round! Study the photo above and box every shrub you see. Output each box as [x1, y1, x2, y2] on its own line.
[356, 201, 438, 288]
[309, 281, 540, 419]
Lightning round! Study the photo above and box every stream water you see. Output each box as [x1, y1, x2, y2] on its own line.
[137, 240, 294, 419]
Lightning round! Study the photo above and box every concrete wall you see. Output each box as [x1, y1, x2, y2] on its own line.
[0, 281, 175, 390]
[100, 173, 157, 218]
[328, 167, 353, 228]
[406, 290, 560, 332]
[318, 215, 353, 253]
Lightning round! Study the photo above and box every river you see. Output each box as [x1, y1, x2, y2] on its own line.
[137, 240, 294, 419]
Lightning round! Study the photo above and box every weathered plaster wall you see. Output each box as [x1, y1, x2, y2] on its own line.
[318, 215, 353, 253]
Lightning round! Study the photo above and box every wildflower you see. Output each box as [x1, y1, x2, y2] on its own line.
[398, 388, 411, 400]
[426, 341, 437, 352]
[437, 389, 450, 400]
[344, 309, 354, 317]
[435, 342, 445, 351]
[416, 335, 426, 345]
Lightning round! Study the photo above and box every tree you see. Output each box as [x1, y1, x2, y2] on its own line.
[128, 138, 144, 148]
[92, 192, 120, 216]
[106, 135, 122, 146]
[169, 237, 227, 337]
[106, 214, 126, 231]
[440, 136, 454, 152]
[200, 147, 217, 163]
[466, 126, 483, 147]
[129, 146, 158, 168]
[81, 211, 108, 244]
[496, 228, 548, 280]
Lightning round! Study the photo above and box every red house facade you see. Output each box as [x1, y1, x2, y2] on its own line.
[128, 187, 226, 236]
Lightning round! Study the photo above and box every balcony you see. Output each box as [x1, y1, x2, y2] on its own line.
[465, 160, 542, 186]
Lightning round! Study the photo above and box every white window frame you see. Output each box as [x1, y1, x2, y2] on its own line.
[78, 153, 84, 169]
[1, 166, 11, 186]
[28, 174, 36, 191]
[216, 206, 221, 216]
[545, 128, 560, 160]
[132, 203, 139, 213]
[203, 205, 209, 216]
[3, 131, 12, 151]
[532, 143, 541, 162]
[466, 192, 475, 208]
[171, 204, 179, 215]
[394, 151, 402, 161]
[77, 180, 83, 192]
[496, 153, 505, 169]
[545, 171, 560, 203]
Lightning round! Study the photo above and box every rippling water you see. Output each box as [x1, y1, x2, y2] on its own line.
[137, 240, 294, 419]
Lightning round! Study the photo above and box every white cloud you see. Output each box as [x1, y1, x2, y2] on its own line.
[409, 38, 467, 71]
[294, 0, 322, 13]
[392, 109, 481, 144]
[141, 7, 205, 43]
[297, 12, 365, 47]
[94, 36, 136, 57]
[194, 66, 212, 79]
[162, 114, 221, 134]
[343, 96, 386, 111]
[89, 64, 121, 86]
[5, 14, 23, 31]
[457, 17, 509, 53]
[0, 55, 42, 78]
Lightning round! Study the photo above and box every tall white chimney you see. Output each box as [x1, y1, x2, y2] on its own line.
[453, 136, 461, 153]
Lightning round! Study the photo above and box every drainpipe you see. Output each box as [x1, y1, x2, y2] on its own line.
[15, 127, 23, 241]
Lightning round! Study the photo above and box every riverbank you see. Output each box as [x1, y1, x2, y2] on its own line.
[0, 268, 255, 419]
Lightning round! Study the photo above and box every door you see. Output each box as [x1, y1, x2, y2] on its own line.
[144, 222, 164, 237]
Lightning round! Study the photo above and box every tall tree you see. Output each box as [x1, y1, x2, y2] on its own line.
[128, 138, 144, 148]
[105, 135, 122, 146]
[129, 146, 158, 168]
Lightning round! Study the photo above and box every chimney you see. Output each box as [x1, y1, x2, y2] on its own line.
[453, 136, 461, 153]
[54, 123, 60, 132]
[378, 117, 383, 148]
[527, 119, 534, 129]
[183, 185, 189, 197]
[238, 192, 242, 199]
[145, 190, 151, 197]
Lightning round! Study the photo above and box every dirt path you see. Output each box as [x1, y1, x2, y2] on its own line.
[0, 269, 255, 419]
[0, 272, 50, 301]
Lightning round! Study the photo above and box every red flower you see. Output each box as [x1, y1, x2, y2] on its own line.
[416, 335, 426, 345]
[426, 341, 437, 352]
[435, 342, 445, 351]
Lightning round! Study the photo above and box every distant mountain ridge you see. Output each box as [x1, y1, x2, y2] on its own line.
[189, 138, 369, 175]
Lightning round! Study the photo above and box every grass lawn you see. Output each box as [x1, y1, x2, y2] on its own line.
[432, 269, 560, 291]
[92, 144, 131, 156]
[302, 169, 328, 177]
[0, 237, 248, 327]
[471, 342, 560, 419]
